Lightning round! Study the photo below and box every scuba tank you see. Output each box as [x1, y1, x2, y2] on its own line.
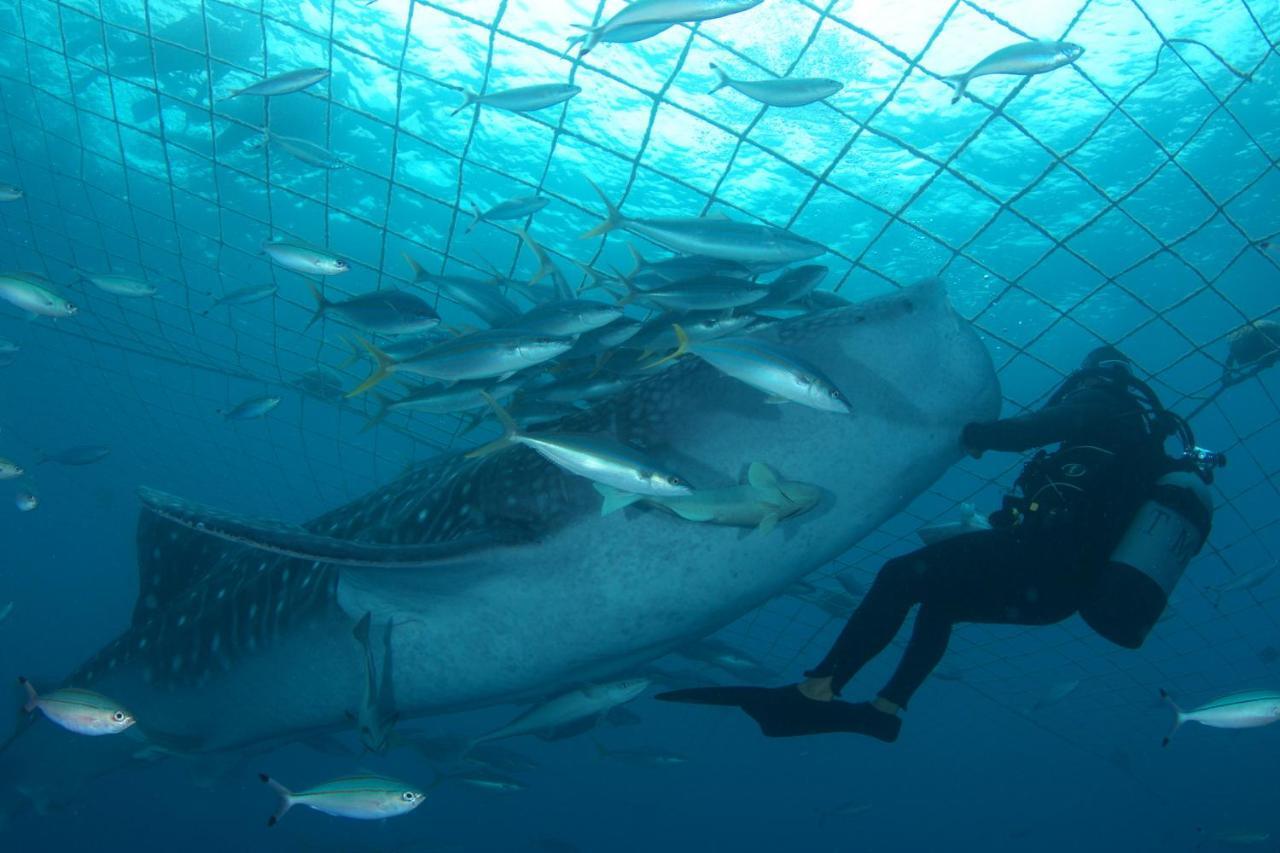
[1078, 471, 1214, 649]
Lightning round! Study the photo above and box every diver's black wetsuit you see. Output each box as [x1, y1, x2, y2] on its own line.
[804, 380, 1157, 709]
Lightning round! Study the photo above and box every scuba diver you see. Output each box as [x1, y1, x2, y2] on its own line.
[657, 346, 1218, 741]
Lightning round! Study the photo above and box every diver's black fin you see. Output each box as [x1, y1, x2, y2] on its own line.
[655, 686, 901, 742]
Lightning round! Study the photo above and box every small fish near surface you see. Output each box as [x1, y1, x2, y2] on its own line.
[945, 41, 1085, 104]
[218, 395, 282, 420]
[583, 181, 826, 265]
[1161, 688, 1280, 746]
[469, 394, 693, 499]
[708, 63, 843, 107]
[452, 83, 582, 117]
[262, 239, 349, 276]
[569, 0, 764, 56]
[0, 273, 77, 318]
[651, 325, 852, 414]
[80, 274, 158, 298]
[259, 773, 425, 826]
[305, 283, 440, 335]
[221, 67, 330, 100]
[595, 461, 821, 537]
[470, 679, 650, 746]
[38, 445, 111, 466]
[468, 195, 549, 233]
[201, 283, 277, 316]
[18, 677, 135, 736]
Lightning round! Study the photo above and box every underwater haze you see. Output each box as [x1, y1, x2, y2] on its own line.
[1, 0, 1279, 850]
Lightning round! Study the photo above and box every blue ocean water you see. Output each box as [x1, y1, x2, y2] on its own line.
[0, 0, 1278, 850]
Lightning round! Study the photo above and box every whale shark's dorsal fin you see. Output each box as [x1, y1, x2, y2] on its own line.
[137, 487, 523, 568]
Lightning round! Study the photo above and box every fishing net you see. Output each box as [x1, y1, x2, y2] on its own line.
[0, 0, 1277, 762]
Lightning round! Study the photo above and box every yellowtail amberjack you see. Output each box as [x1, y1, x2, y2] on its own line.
[1161, 688, 1280, 746]
[18, 677, 135, 736]
[259, 773, 425, 826]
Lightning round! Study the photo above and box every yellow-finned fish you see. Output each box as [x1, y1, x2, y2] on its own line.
[18, 677, 135, 735]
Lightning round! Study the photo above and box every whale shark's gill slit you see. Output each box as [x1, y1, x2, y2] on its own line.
[137, 487, 519, 568]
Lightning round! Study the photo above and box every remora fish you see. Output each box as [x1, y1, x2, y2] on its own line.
[349, 613, 398, 754]
[305, 284, 440, 335]
[944, 41, 1085, 104]
[0, 183, 22, 201]
[222, 67, 330, 100]
[262, 240, 349, 276]
[469, 394, 693, 498]
[218, 396, 281, 420]
[18, 678, 135, 736]
[0, 278, 998, 819]
[259, 773, 424, 825]
[582, 181, 825, 265]
[468, 196, 549, 233]
[652, 325, 852, 413]
[81, 274, 157, 298]
[452, 84, 581, 117]
[471, 679, 650, 745]
[201, 283, 276, 315]
[1161, 688, 1280, 746]
[594, 461, 820, 536]
[570, 0, 764, 56]
[0, 274, 77, 318]
[708, 64, 843, 107]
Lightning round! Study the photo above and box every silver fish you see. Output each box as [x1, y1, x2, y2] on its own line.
[306, 283, 439, 335]
[584, 181, 825, 265]
[262, 240, 349, 276]
[218, 395, 282, 420]
[403, 253, 521, 327]
[708, 63, 843, 107]
[945, 41, 1085, 104]
[592, 738, 687, 767]
[452, 83, 581, 117]
[566, 20, 671, 54]
[450, 771, 527, 793]
[570, 0, 763, 56]
[259, 773, 425, 825]
[757, 265, 829, 308]
[14, 492, 37, 512]
[508, 299, 623, 337]
[468, 196, 549, 233]
[223, 67, 329, 100]
[0, 458, 23, 479]
[19, 678, 135, 736]
[625, 276, 768, 312]
[349, 330, 573, 395]
[364, 378, 521, 431]
[471, 679, 650, 744]
[652, 325, 852, 413]
[257, 128, 344, 169]
[202, 283, 277, 315]
[1208, 562, 1274, 606]
[1161, 688, 1280, 745]
[82, 274, 157, 298]
[0, 183, 22, 201]
[595, 461, 821, 536]
[0, 274, 77, 318]
[38, 445, 111, 466]
[617, 246, 754, 290]
[350, 613, 398, 754]
[527, 373, 634, 406]
[469, 395, 692, 498]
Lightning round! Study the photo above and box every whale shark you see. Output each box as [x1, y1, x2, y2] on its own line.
[0, 278, 999, 820]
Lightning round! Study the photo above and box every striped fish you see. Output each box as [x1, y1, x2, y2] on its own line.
[1161, 688, 1280, 746]
[18, 677, 135, 736]
[259, 773, 425, 825]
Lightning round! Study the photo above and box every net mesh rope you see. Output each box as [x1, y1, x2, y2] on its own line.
[0, 0, 1278, 759]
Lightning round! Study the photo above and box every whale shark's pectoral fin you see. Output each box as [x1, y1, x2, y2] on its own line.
[137, 487, 524, 569]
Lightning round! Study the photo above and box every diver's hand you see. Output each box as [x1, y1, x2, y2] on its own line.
[960, 423, 984, 459]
